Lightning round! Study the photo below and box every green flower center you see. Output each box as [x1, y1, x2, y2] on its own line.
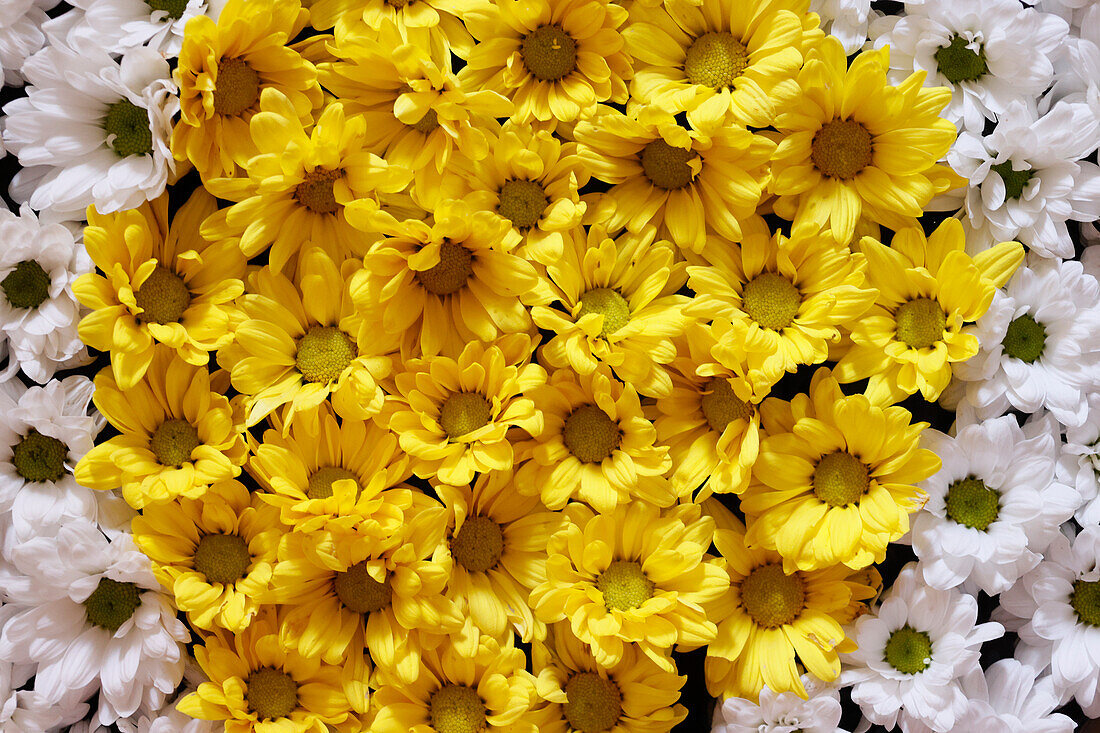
[334, 561, 393, 613]
[521, 25, 577, 82]
[1071, 580, 1100, 627]
[577, 287, 631, 336]
[497, 179, 548, 230]
[700, 377, 753, 433]
[246, 667, 298, 721]
[430, 685, 486, 733]
[104, 99, 152, 158]
[990, 161, 1035, 201]
[684, 32, 748, 89]
[149, 418, 201, 467]
[641, 139, 697, 190]
[439, 392, 492, 440]
[417, 240, 474, 296]
[145, 0, 188, 19]
[813, 450, 870, 507]
[596, 560, 654, 611]
[306, 465, 359, 500]
[742, 272, 801, 331]
[12, 430, 67, 482]
[2, 260, 50, 310]
[895, 297, 946, 349]
[945, 477, 1000, 530]
[295, 168, 342, 214]
[213, 57, 261, 117]
[135, 266, 190, 324]
[451, 515, 505, 573]
[934, 35, 989, 84]
[412, 108, 440, 134]
[563, 673, 623, 733]
[562, 405, 621, 463]
[811, 119, 873, 180]
[192, 533, 251, 585]
[1002, 313, 1046, 363]
[740, 563, 805, 628]
[884, 626, 933, 674]
[296, 326, 356, 383]
[84, 578, 141, 633]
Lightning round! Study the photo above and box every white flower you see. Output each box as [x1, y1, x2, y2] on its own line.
[1042, 36, 1100, 114]
[841, 563, 1004, 733]
[712, 675, 846, 733]
[0, 607, 82, 732]
[64, 0, 208, 57]
[956, 660, 1075, 732]
[0, 0, 57, 88]
[2, 42, 178, 221]
[809, 0, 874, 55]
[1055, 392, 1100, 526]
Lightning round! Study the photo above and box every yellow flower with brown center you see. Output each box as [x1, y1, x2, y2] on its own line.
[308, 0, 478, 59]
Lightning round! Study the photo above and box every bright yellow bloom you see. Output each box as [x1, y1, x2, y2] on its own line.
[132, 479, 283, 633]
[74, 190, 244, 390]
[834, 219, 1023, 404]
[308, 0, 478, 59]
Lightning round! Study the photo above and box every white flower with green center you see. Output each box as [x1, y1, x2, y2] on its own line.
[711, 674, 845, 733]
[0, 0, 56, 88]
[66, 0, 207, 55]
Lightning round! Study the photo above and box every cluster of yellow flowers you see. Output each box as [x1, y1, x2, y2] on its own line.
[70, 0, 1027, 730]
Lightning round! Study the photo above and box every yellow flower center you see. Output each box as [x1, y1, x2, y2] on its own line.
[945, 477, 999, 531]
[439, 392, 492, 440]
[12, 430, 67, 482]
[412, 108, 440, 134]
[2, 260, 50, 309]
[334, 562, 393, 614]
[700, 377, 753, 433]
[83, 578, 141, 633]
[895, 297, 946, 349]
[1072, 580, 1100, 626]
[145, 0, 188, 19]
[741, 272, 801, 330]
[684, 32, 748, 89]
[812, 450, 870, 507]
[811, 120, 874, 180]
[246, 668, 298, 721]
[149, 418, 201, 467]
[429, 685, 486, 733]
[521, 25, 577, 82]
[884, 626, 932, 674]
[562, 405, 621, 463]
[135, 266, 190, 324]
[104, 99, 153, 158]
[563, 673, 623, 733]
[934, 35, 988, 84]
[1002, 313, 1046, 363]
[192, 533, 251, 584]
[577, 287, 630, 336]
[740, 563, 805, 628]
[416, 240, 474, 296]
[213, 57, 261, 117]
[596, 560, 654, 611]
[451, 515, 505, 573]
[295, 168, 342, 214]
[641, 139, 697, 190]
[306, 465, 359, 500]
[296, 326, 356, 384]
[497, 179, 548, 229]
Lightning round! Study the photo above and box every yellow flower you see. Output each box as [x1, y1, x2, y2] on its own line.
[74, 190, 244, 390]
[388, 335, 545, 485]
[75, 348, 247, 509]
[770, 37, 963, 244]
[459, 0, 633, 124]
[514, 366, 674, 513]
[308, 0, 478, 59]
[132, 479, 283, 633]
[834, 219, 1023, 404]
[171, 0, 320, 180]
[741, 368, 940, 572]
[531, 225, 688, 398]
[530, 501, 727, 672]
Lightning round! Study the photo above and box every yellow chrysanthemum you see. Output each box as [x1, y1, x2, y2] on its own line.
[75, 349, 247, 509]
[171, 0, 321, 180]
[132, 479, 283, 633]
[74, 190, 244, 390]
[216, 247, 392, 430]
[459, 0, 633, 124]
[770, 37, 963, 244]
[530, 502, 727, 672]
[742, 368, 940, 572]
[388, 335, 545, 485]
[574, 104, 774, 253]
[513, 366, 674, 513]
[531, 225, 688, 398]
[177, 611, 369, 732]
[834, 219, 1023, 404]
[201, 88, 412, 272]
[308, 0, 478, 59]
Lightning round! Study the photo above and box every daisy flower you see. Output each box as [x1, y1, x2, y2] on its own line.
[1058, 392, 1100, 526]
[308, 0, 477, 59]
[842, 563, 1004, 733]
[0, 646, 72, 733]
[811, 0, 873, 55]
[66, 0, 207, 55]
[0, 0, 55, 87]
[956, 659, 1075, 732]
[711, 675, 845, 733]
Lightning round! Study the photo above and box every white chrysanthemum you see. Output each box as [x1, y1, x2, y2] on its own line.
[955, 659, 1075, 731]
[911, 415, 1078, 595]
[0, 520, 189, 727]
[810, 0, 874, 55]
[1055, 392, 1100, 526]
[712, 675, 846, 733]
[1041, 36, 1100, 114]
[0, 607, 81, 732]
[0, 0, 57, 87]
[68, 661, 218, 733]
[870, 0, 1068, 132]
[65, 0, 207, 56]
[1030, 0, 1096, 34]
[2, 42, 178, 221]
[841, 563, 1004, 733]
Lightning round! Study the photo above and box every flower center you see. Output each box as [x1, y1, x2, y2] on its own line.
[684, 32, 748, 89]
[451, 515, 505, 573]
[895, 297, 946, 349]
[430, 685, 486, 733]
[934, 35, 988, 84]
[333, 561, 393, 614]
[1001, 313, 1046, 363]
[577, 288, 631, 336]
[295, 168, 342, 214]
[296, 326, 356, 383]
[145, 0, 188, 19]
[497, 179, 548, 229]
[1071, 580, 1100, 626]
[741, 272, 801, 330]
[945, 477, 999, 531]
[83, 578, 141, 633]
[416, 240, 474, 296]
[884, 626, 933, 674]
[306, 465, 359, 500]
[990, 161, 1035, 201]
[563, 673, 623, 733]
[596, 560, 654, 611]
[213, 57, 261, 116]
[135, 266, 191, 324]
[811, 120, 873, 180]
[150, 418, 201, 468]
[439, 392, 492, 440]
[192, 533, 251, 585]
[521, 25, 577, 82]
[640, 139, 697, 190]
[562, 405, 621, 463]
[104, 99, 152, 158]
[246, 667, 298, 721]
[740, 563, 805, 628]
[700, 377, 753, 433]
[812, 450, 870, 507]
[12, 430, 67, 482]
[2, 260, 50, 309]
[388, 0, 411, 6]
